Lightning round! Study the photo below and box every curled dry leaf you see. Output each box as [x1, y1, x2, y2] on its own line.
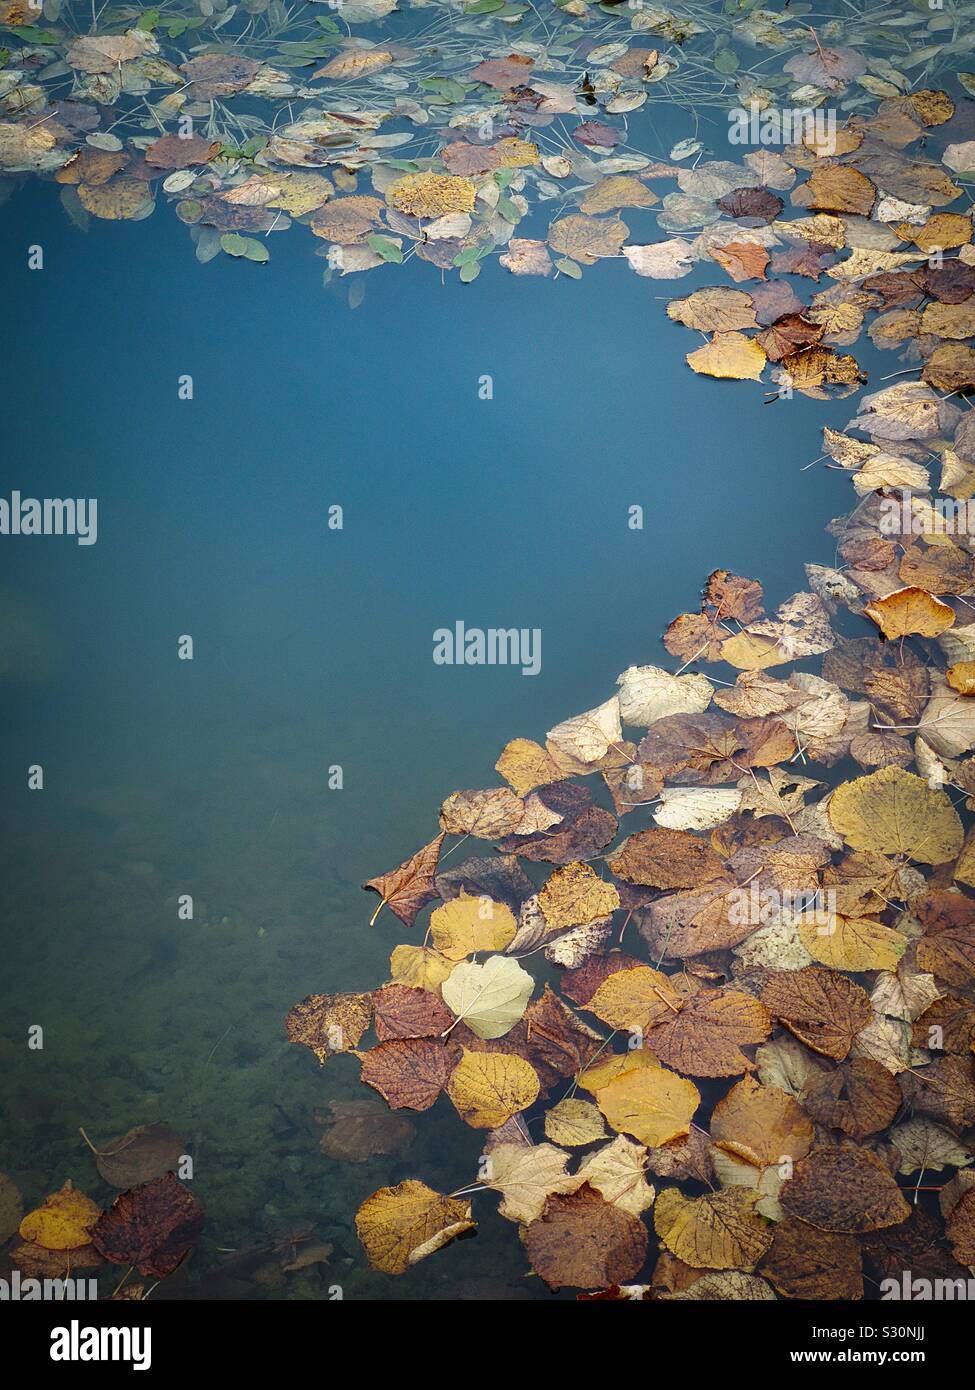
[355, 1180, 474, 1275]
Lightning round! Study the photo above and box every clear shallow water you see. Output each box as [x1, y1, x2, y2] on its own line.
[1, 113, 896, 1296]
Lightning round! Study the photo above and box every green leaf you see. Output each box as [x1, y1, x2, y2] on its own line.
[315, 15, 341, 30]
[367, 234, 404, 264]
[459, 260, 481, 283]
[498, 196, 521, 223]
[136, 7, 160, 30]
[10, 25, 58, 43]
[421, 77, 468, 104]
[555, 257, 582, 280]
[220, 232, 269, 263]
[714, 47, 740, 74]
[465, 0, 504, 11]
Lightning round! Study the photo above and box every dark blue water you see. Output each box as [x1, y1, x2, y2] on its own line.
[0, 172, 887, 1298]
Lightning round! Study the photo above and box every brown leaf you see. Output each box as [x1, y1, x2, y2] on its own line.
[363, 831, 445, 927]
[372, 983, 454, 1041]
[355, 1038, 457, 1110]
[800, 1058, 902, 1140]
[646, 989, 772, 1077]
[285, 991, 372, 1063]
[523, 1185, 648, 1290]
[780, 1146, 911, 1232]
[761, 1214, 863, 1299]
[607, 826, 728, 890]
[91, 1124, 186, 1189]
[91, 1174, 203, 1278]
[761, 967, 872, 1060]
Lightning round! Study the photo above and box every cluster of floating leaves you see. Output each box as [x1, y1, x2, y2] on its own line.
[274, 42, 975, 1292]
[0, 1125, 204, 1297]
[7, 0, 975, 1301]
[1, 0, 974, 293]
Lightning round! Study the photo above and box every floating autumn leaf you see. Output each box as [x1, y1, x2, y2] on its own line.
[800, 1058, 902, 1140]
[761, 967, 872, 1061]
[439, 787, 525, 838]
[646, 989, 771, 1078]
[285, 991, 372, 1063]
[607, 826, 727, 890]
[828, 768, 963, 865]
[865, 586, 955, 640]
[712, 1076, 813, 1173]
[796, 165, 876, 217]
[494, 737, 563, 796]
[389, 944, 453, 992]
[446, 1048, 539, 1128]
[523, 1185, 648, 1290]
[580, 176, 658, 214]
[796, 909, 907, 973]
[654, 1188, 771, 1270]
[355, 1180, 474, 1275]
[441, 955, 533, 1039]
[889, 1118, 973, 1175]
[761, 1215, 863, 1300]
[312, 49, 394, 81]
[780, 1147, 910, 1233]
[85, 1123, 186, 1189]
[372, 982, 453, 1041]
[145, 134, 220, 169]
[546, 696, 622, 768]
[710, 241, 769, 282]
[545, 1098, 607, 1146]
[480, 1142, 574, 1224]
[317, 1099, 416, 1163]
[587, 965, 685, 1033]
[91, 1174, 203, 1278]
[623, 240, 694, 279]
[596, 1061, 700, 1146]
[356, 1038, 455, 1111]
[428, 892, 517, 960]
[687, 331, 766, 382]
[667, 287, 758, 333]
[616, 664, 714, 726]
[547, 214, 629, 265]
[571, 1135, 654, 1217]
[20, 1183, 101, 1252]
[363, 831, 445, 927]
[537, 861, 619, 931]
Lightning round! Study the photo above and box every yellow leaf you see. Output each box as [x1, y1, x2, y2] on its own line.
[687, 332, 766, 382]
[428, 892, 516, 961]
[354, 1179, 474, 1274]
[19, 1183, 101, 1251]
[865, 586, 956, 639]
[596, 1061, 700, 1146]
[388, 172, 475, 218]
[654, 1187, 771, 1269]
[828, 767, 964, 865]
[796, 911, 907, 972]
[538, 861, 620, 931]
[544, 1098, 607, 1146]
[389, 944, 452, 990]
[446, 1048, 540, 1128]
